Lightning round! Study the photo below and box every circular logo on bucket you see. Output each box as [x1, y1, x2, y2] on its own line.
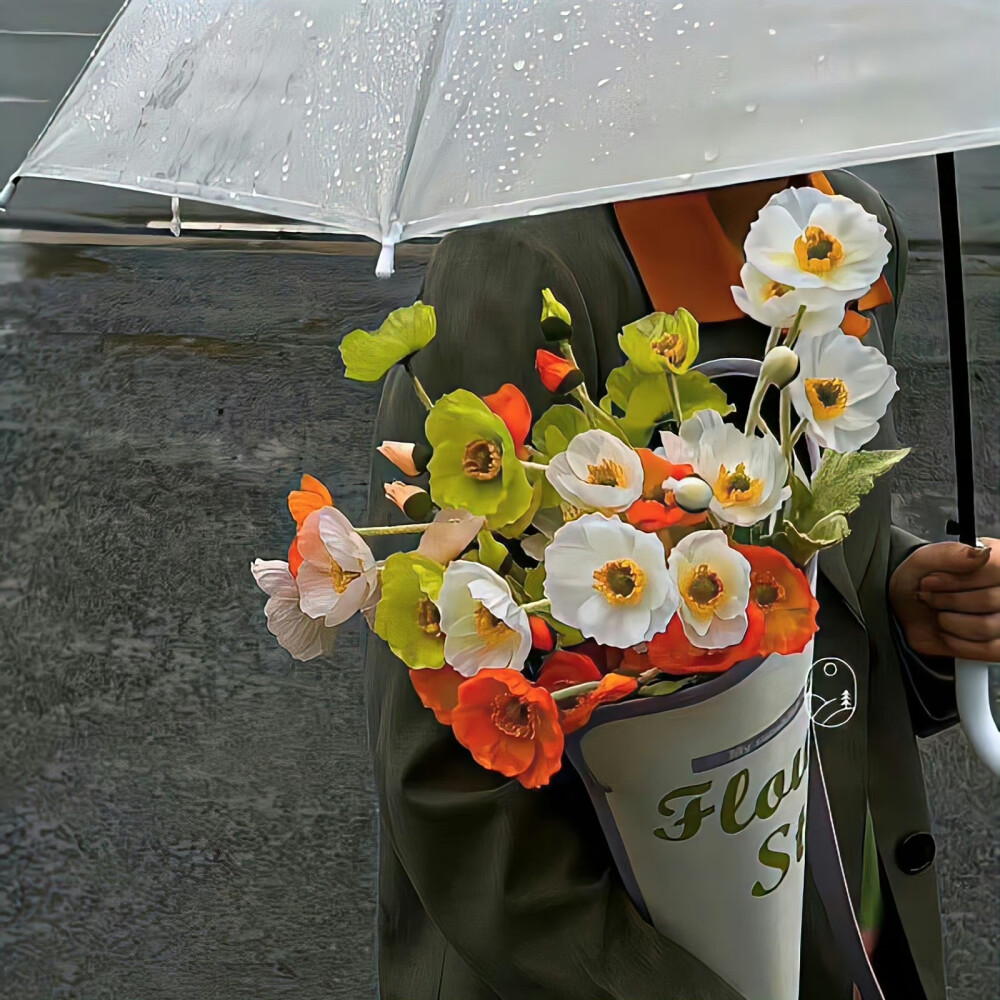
[809, 657, 857, 728]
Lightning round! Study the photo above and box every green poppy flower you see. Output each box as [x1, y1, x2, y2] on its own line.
[619, 307, 700, 375]
[373, 551, 445, 670]
[340, 302, 436, 382]
[425, 389, 534, 528]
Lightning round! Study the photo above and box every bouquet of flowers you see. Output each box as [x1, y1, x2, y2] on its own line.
[252, 187, 906, 999]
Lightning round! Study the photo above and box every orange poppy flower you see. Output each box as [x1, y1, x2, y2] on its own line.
[409, 664, 465, 725]
[288, 474, 334, 527]
[450, 669, 564, 788]
[558, 673, 638, 734]
[732, 543, 819, 656]
[537, 651, 602, 692]
[642, 602, 767, 674]
[625, 449, 706, 532]
[529, 615, 556, 652]
[483, 383, 533, 459]
[535, 349, 584, 394]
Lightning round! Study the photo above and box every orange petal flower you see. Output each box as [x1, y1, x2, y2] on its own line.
[733, 543, 819, 656]
[535, 349, 584, 394]
[483, 383, 533, 459]
[537, 650, 601, 692]
[644, 603, 767, 674]
[288, 474, 334, 528]
[409, 665, 465, 725]
[626, 450, 706, 531]
[288, 537, 303, 578]
[450, 669, 564, 788]
[529, 615, 555, 652]
[558, 673, 638, 734]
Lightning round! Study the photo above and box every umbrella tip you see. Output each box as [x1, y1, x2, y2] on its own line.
[0, 176, 18, 212]
[375, 238, 396, 279]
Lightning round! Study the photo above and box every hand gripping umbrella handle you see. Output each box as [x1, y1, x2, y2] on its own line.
[956, 659, 1000, 776]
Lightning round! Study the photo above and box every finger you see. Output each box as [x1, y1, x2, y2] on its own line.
[937, 611, 1000, 643]
[918, 588, 1000, 613]
[908, 541, 990, 576]
[920, 562, 1000, 592]
[941, 634, 1000, 663]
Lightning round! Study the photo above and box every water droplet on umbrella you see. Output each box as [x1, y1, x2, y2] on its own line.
[703, 148, 719, 162]
[513, 59, 525, 70]
[745, 102, 758, 113]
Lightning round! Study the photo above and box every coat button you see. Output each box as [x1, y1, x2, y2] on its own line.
[895, 832, 936, 874]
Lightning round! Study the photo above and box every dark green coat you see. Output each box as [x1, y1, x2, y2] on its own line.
[363, 171, 955, 1000]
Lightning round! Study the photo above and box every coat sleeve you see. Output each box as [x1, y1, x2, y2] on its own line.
[363, 224, 743, 1000]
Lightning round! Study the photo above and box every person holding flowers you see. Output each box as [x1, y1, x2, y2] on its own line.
[252, 171, 1000, 1000]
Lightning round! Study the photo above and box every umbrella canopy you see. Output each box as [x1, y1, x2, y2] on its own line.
[3, 0, 999, 270]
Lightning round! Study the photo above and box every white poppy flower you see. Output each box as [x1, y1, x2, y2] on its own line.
[543, 513, 680, 647]
[655, 427, 698, 466]
[682, 410, 791, 527]
[251, 559, 336, 661]
[744, 187, 891, 293]
[545, 429, 644, 512]
[434, 561, 532, 677]
[789, 329, 898, 452]
[731, 262, 863, 335]
[668, 530, 751, 649]
[295, 507, 379, 626]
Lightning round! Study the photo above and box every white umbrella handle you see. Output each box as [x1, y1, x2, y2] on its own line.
[956, 659, 1000, 777]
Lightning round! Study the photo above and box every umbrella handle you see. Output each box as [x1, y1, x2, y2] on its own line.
[956, 659, 1000, 777]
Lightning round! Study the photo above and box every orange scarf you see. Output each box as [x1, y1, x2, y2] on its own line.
[613, 172, 890, 337]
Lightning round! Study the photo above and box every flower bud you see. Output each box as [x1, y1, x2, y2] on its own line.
[529, 615, 556, 652]
[378, 440, 432, 476]
[540, 287, 573, 342]
[760, 345, 800, 389]
[535, 349, 585, 394]
[384, 482, 432, 521]
[672, 475, 714, 513]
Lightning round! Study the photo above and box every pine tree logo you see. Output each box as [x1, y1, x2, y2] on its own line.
[809, 658, 858, 729]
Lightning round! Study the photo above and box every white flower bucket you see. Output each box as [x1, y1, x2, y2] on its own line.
[566, 609, 816, 1000]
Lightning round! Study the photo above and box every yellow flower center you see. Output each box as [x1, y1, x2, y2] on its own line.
[794, 226, 844, 274]
[417, 597, 441, 637]
[764, 279, 794, 301]
[587, 458, 627, 487]
[560, 502, 585, 521]
[684, 563, 725, 611]
[330, 560, 361, 594]
[651, 332, 686, 368]
[491, 694, 536, 738]
[805, 377, 849, 419]
[593, 559, 646, 606]
[463, 438, 502, 481]
[475, 603, 514, 646]
[713, 462, 764, 507]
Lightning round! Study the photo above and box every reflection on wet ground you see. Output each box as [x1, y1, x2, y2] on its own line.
[0, 229, 997, 999]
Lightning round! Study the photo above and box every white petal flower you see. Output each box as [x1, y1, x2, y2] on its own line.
[668, 530, 751, 649]
[435, 561, 532, 677]
[655, 427, 698, 465]
[731, 262, 863, 335]
[789, 330, 898, 452]
[545, 429, 644, 513]
[543, 513, 680, 647]
[744, 187, 891, 293]
[295, 507, 379, 626]
[681, 410, 791, 527]
[251, 559, 336, 661]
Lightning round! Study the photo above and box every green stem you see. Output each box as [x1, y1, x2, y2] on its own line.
[404, 361, 433, 411]
[521, 460, 550, 472]
[789, 417, 808, 451]
[744, 379, 768, 437]
[783, 304, 808, 351]
[764, 325, 782, 354]
[356, 522, 433, 537]
[520, 598, 551, 614]
[780, 388, 794, 474]
[667, 371, 685, 424]
[551, 680, 600, 703]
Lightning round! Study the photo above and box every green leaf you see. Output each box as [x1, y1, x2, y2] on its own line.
[477, 529, 511, 573]
[339, 302, 436, 382]
[769, 449, 909, 564]
[638, 677, 698, 697]
[531, 404, 590, 457]
[601, 363, 732, 446]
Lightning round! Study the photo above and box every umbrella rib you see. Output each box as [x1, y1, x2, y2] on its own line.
[384, 2, 456, 242]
